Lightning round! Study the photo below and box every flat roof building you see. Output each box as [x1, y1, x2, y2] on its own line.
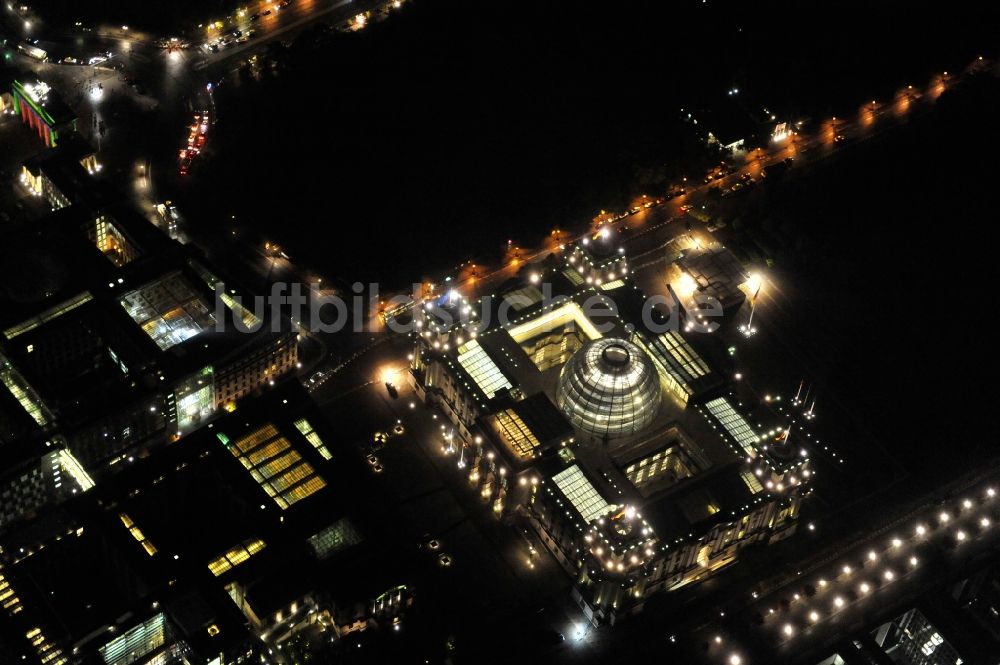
[1, 145, 299, 510]
[0, 383, 416, 661]
[407, 237, 811, 624]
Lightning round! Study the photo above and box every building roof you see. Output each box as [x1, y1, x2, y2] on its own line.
[641, 464, 755, 540]
[485, 392, 573, 463]
[0, 382, 401, 656]
[556, 337, 662, 438]
[703, 395, 763, 458]
[456, 339, 513, 399]
[12, 78, 77, 127]
[633, 328, 722, 400]
[551, 463, 618, 524]
[676, 245, 750, 308]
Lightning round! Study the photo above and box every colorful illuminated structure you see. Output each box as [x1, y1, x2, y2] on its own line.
[10, 79, 77, 147]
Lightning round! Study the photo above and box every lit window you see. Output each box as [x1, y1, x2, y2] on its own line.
[207, 538, 267, 577]
[294, 418, 332, 460]
[218, 425, 326, 509]
[119, 272, 215, 350]
[119, 513, 157, 556]
[307, 518, 363, 559]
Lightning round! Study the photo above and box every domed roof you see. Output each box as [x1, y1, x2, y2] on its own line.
[556, 337, 661, 438]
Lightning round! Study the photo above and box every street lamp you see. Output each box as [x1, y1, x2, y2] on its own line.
[740, 274, 762, 337]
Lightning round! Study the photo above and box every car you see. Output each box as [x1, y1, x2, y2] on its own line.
[427, 539, 441, 550]
[438, 553, 452, 567]
[373, 431, 389, 446]
[372, 461, 384, 473]
[262, 9, 272, 15]
[740, 172, 753, 182]
[834, 133, 846, 143]
[392, 423, 405, 435]
[680, 204, 694, 212]
[232, 30, 242, 38]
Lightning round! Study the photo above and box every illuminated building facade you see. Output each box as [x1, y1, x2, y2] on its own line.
[408, 237, 812, 624]
[0, 383, 408, 662]
[9, 79, 77, 147]
[2, 145, 299, 477]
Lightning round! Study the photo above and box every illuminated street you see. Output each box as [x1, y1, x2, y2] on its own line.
[3, 3, 1000, 665]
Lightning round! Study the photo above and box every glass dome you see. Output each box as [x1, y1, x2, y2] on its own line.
[556, 337, 661, 438]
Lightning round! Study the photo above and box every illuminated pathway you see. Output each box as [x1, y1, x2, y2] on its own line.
[692, 471, 1000, 664]
[396, 56, 992, 317]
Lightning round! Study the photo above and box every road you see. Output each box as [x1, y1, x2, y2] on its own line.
[691, 470, 1000, 664]
[192, 0, 388, 70]
[308, 334, 590, 661]
[6, 6, 999, 660]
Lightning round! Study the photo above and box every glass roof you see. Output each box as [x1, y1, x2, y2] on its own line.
[119, 271, 215, 350]
[556, 337, 661, 438]
[456, 339, 512, 398]
[207, 538, 267, 577]
[705, 396, 761, 456]
[552, 464, 617, 524]
[218, 424, 327, 509]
